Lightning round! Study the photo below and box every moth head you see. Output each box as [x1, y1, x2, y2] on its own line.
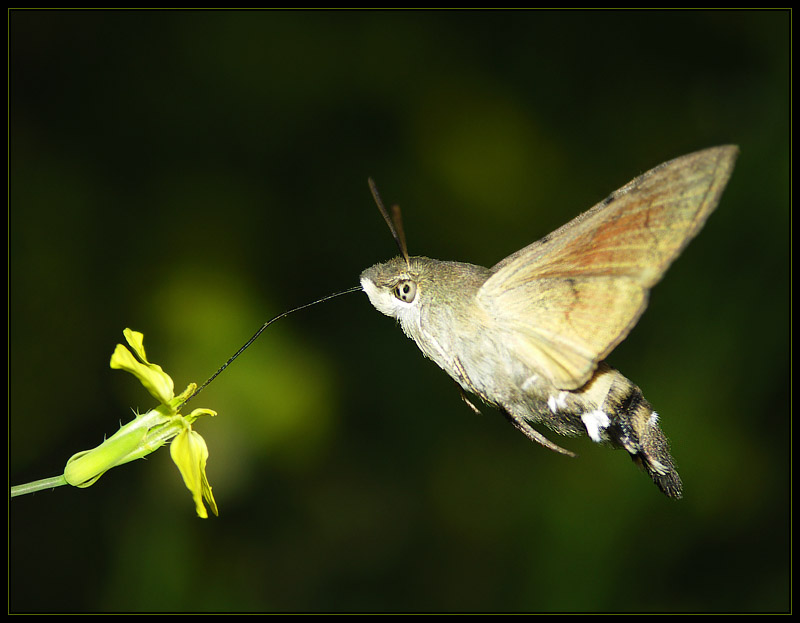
[360, 256, 421, 321]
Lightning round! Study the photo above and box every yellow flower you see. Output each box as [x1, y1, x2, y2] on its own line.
[63, 329, 218, 517]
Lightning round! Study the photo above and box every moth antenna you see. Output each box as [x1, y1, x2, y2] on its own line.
[390, 204, 409, 265]
[368, 177, 410, 266]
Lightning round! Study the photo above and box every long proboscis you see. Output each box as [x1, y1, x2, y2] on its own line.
[179, 285, 362, 409]
[368, 177, 410, 265]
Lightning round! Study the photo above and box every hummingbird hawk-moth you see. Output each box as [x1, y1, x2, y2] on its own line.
[361, 146, 739, 499]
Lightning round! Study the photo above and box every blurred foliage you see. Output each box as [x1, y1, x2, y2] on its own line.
[9, 9, 789, 613]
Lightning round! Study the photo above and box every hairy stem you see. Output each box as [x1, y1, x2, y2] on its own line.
[10, 475, 68, 498]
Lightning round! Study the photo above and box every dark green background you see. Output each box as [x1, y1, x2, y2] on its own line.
[9, 9, 789, 613]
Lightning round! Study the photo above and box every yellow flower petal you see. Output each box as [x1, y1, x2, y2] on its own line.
[110, 336, 174, 405]
[186, 407, 217, 423]
[122, 329, 149, 362]
[170, 428, 217, 518]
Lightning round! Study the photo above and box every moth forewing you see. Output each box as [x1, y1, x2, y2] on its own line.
[486, 146, 738, 281]
[477, 145, 739, 389]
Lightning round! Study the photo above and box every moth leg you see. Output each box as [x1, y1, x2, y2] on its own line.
[500, 408, 577, 458]
[458, 386, 483, 415]
[452, 357, 484, 415]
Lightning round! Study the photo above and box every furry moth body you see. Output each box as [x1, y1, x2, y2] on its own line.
[361, 146, 738, 499]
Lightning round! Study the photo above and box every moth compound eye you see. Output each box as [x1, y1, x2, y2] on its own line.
[393, 280, 417, 303]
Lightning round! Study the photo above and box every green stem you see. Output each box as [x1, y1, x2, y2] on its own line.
[10, 475, 68, 498]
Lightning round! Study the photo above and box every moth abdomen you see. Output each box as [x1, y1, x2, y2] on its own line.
[581, 365, 683, 499]
[511, 362, 683, 498]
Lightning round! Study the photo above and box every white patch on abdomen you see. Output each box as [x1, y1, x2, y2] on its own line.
[547, 391, 568, 413]
[581, 409, 610, 443]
